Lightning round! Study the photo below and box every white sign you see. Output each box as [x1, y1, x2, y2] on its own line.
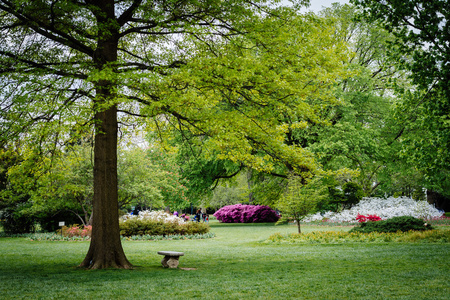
[59, 221, 65, 226]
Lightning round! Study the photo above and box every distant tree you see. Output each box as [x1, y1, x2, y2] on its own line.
[277, 174, 328, 233]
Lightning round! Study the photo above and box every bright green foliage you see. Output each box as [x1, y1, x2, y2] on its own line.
[165, 132, 243, 206]
[0, 147, 85, 232]
[349, 216, 433, 233]
[315, 4, 400, 191]
[5, 145, 94, 226]
[0, 147, 19, 194]
[249, 173, 287, 207]
[143, 10, 353, 208]
[119, 147, 162, 209]
[147, 11, 350, 177]
[2, 144, 188, 228]
[0, 148, 31, 231]
[206, 172, 253, 209]
[277, 174, 328, 233]
[145, 146, 190, 210]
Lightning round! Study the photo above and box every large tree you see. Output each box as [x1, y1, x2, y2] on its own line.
[0, 0, 349, 268]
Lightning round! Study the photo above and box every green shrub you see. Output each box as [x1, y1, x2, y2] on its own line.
[350, 216, 433, 233]
[0, 206, 36, 234]
[119, 219, 209, 237]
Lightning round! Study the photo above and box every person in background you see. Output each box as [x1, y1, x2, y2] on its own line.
[195, 209, 201, 222]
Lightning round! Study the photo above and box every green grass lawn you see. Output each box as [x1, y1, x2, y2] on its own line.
[1, 222, 449, 299]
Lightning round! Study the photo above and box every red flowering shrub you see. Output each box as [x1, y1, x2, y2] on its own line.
[61, 225, 92, 237]
[213, 204, 279, 223]
[356, 214, 382, 223]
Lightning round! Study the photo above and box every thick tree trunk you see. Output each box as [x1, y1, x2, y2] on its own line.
[79, 0, 132, 269]
[80, 105, 132, 269]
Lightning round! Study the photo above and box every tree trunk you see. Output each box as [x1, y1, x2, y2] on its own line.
[79, 105, 132, 269]
[79, 0, 132, 269]
[296, 218, 301, 234]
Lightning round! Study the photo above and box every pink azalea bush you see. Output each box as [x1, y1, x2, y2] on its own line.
[356, 214, 382, 223]
[214, 204, 279, 223]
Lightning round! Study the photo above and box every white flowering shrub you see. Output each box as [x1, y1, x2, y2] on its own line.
[304, 197, 444, 223]
[120, 210, 184, 225]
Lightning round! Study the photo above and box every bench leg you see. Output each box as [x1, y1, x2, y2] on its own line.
[161, 256, 180, 268]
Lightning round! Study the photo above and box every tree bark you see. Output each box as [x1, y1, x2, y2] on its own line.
[295, 217, 301, 234]
[79, 0, 132, 269]
[79, 105, 132, 269]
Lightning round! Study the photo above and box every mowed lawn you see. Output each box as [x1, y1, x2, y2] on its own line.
[0, 222, 449, 299]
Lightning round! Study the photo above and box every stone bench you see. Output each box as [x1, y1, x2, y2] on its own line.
[157, 251, 185, 268]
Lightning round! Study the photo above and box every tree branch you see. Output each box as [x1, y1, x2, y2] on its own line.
[117, 0, 143, 26]
[0, 50, 88, 78]
[0, 2, 94, 56]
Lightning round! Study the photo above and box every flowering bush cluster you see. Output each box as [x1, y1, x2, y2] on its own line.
[60, 225, 92, 237]
[123, 232, 215, 241]
[121, 210, 184, 225]
[119, 210, 210, 236]
[304, 197, 443, 223]
[214, 204, 279, 223]
[119, 218, 209, 236]
[356, 214, 382, 223]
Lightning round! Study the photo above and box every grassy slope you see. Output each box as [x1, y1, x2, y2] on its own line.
[0, 222, 449, 299]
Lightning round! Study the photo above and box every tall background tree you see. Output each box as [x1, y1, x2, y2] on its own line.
[277, 174, 327, 233]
